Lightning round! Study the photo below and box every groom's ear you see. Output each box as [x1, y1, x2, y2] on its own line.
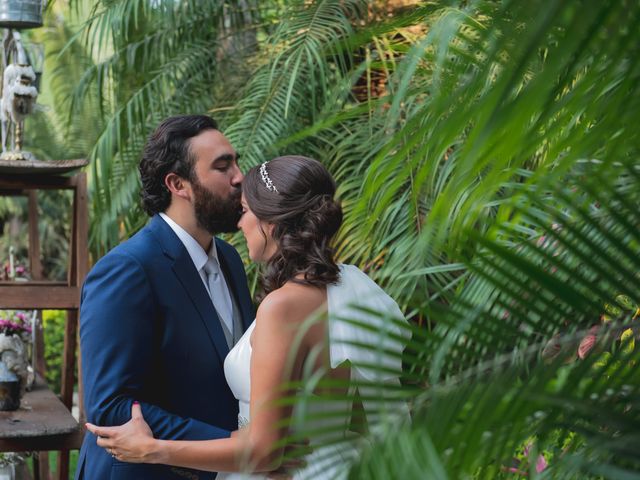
[165, 173, 191, 201]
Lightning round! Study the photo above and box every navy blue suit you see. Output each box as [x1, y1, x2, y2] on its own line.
[76, 215, 254, 480]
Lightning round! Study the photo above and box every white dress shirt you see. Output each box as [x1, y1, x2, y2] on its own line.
[159, 213, 234, 334]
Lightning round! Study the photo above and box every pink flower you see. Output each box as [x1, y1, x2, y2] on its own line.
[0, 310, 32, 335]
[521, 442, 549, 474]
[536, 454, 548, 473]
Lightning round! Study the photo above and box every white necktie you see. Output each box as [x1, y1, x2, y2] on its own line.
[203, 259, 234, 336]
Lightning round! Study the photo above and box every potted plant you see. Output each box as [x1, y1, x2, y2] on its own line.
[0, 310, 32, 411]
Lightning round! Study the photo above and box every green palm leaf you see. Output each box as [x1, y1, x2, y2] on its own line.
[41, 0, 640, 476]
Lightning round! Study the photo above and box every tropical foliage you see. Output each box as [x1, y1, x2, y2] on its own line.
[31, 0, 640, 478]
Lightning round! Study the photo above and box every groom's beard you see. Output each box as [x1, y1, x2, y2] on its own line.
[192, 179, 242, 235]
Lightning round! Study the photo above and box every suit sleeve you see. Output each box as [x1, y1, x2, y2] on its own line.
[80, 250, 230, 441]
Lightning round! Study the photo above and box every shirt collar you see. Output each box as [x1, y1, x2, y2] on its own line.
[159, 213, 219, 271]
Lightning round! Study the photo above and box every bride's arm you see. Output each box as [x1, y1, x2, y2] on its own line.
[156, 294, 301, 471]
[87, 293, 303, 473]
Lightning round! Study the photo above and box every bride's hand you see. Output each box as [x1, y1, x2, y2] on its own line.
[85, 402, 158, 463]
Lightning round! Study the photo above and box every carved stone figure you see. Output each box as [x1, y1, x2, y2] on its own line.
[0, 29, 38, 160]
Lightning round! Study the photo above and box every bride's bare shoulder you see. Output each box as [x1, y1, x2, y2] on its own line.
[256, 283, 326, 328]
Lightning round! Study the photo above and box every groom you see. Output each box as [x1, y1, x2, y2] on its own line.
[76, 115, 254, 480]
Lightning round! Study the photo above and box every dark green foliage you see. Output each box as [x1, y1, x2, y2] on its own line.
[32, 0, 640, 477]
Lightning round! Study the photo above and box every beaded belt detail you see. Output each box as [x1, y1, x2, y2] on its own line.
[238, 414, 250, 429]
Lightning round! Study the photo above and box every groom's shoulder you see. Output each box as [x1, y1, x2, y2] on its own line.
[95, 220, 161, 266]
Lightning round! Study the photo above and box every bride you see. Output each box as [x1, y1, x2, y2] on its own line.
[86, 155, 409, 479]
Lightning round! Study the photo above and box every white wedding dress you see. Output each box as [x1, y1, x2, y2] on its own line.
[217, 265, 409, 480]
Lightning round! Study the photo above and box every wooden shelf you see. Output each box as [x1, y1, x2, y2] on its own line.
[0, 170, 88, 478]
[0, 163, 87, 189]
[0, 285, 79, 309]
[0, 378, 82, 452]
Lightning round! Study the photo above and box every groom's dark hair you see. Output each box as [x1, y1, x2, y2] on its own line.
[139, 114, 218, 216]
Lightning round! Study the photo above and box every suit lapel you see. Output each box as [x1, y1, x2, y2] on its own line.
[149, 216, 230, 361]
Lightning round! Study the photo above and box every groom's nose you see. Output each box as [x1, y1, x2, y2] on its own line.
[231, 163, 244, 186]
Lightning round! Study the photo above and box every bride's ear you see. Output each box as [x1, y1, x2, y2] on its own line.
[265, 222, 276, 238]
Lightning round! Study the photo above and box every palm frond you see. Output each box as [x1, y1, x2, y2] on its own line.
[223, 0, 363, 167]
[283, 157, 640, 479]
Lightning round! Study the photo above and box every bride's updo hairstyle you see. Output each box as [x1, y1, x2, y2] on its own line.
[243, 155, 343, 294]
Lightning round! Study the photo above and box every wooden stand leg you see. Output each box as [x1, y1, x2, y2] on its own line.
[77, 326, 85, 426]
[32, 455, 40, 480]
[57, 310, 78, 480]
[75, 177, 88, 425]
[28, 190, 52, 479]
[27, 190, 43, 281]
[34, 310, 50, 480]
[36, 452, 50, 480]
[55, 451, 69, 480]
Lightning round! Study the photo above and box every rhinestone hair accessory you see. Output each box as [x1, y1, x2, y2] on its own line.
[259, 162, 279, 193]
